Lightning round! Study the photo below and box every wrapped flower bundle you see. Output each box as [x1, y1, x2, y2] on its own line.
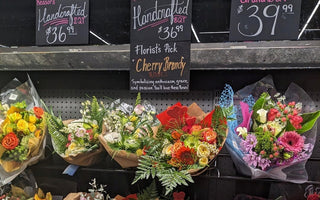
[238, 92, 320, 171]
[98, 93, 157, 168]
[46, 97, 106, 166]
[0, 101, 46, 173]
[133, 101, 229, 194]
[227, 76, 320, 182]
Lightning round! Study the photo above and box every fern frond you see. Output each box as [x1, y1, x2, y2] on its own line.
[137, 181, 159, 200]
[135, 92, 141, 106]
[157, 169, 193, 195]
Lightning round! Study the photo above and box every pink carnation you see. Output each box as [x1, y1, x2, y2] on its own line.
[279, 131, 304, 154]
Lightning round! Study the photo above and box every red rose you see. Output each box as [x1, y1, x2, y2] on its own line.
[267, 108, 279, 121]
[1, 132, 19, 150]
[307, 193, 320, 200]
[33, 107, 44, 118]
[173, 191, 185, 200]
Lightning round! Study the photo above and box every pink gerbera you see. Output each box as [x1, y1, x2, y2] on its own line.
[279, 131, 304, 154]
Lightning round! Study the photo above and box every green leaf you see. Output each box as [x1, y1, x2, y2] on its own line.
[137, 181, 158, 200]
[135, 92, 141, 106]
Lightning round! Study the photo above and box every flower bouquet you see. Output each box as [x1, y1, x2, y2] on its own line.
[0, 77, 46, 185]
[0, 101, 46, 173]
[46, 97, 106, 166]
[227, 76, 320, 182]
[133, 99, 230, 194]
[98, 93, 157, 168]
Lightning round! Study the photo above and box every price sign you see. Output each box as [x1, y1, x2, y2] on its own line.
[229, 0, 302, 41]
[36, 0, 89, 45]
[130, 0, 192, 92]
[131, 0, 192, 42]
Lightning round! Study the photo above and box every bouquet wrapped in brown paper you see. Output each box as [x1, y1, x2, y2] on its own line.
[99, 93, 157, 168]
[0, 77, 46, 185]
[133, 99, 231, 195]
[45, 97, 106, 166]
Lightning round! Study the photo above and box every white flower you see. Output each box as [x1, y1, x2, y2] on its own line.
[134, 104, 145, 115]
[236, 127, 248, 138]
[257, 109, 268, 123]
[104, 132, 121, 143]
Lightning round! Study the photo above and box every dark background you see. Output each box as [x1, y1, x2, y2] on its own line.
[0, 0, 319, 46]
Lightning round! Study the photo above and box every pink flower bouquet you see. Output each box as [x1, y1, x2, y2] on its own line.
[227, 76, 320, 182]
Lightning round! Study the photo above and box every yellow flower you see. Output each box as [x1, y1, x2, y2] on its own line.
[29, 115, 37, 124]
[17, 119, 29, 132]
[68, 142, 77, 151]
[136, 149, 143, 156]
[6, 125, 14, 133]
[162, 144, 173, 156]
[8, 112, 22, 122]
[199, 157, 208, 166]
[29, 123, 37, 132]
[129, 115, 138, 122]
[197, 143, 210, 158]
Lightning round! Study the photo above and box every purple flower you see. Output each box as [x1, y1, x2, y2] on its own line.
[258, 158, 271, 170]
[243, 151, 259, 168]
[240, 134, 257, 152]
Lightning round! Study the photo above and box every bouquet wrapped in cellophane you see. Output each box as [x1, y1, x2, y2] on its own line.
[133, 86, 233, 194]
[45, 96, 106, 166]
[226, 75, 320, 182]
[98, 93, 158, 168]
[0, 77, 46, 185]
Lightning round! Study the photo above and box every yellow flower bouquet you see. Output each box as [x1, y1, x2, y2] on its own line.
[0, 101, 46, 173]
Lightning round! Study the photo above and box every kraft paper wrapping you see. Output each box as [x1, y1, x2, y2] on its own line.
[98, 133, 139, 168]
[60, 120, 106, 167]
[0, 121, 46, 173]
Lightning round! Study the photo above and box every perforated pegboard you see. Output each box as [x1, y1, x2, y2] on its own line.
[39, 89, 215, 119]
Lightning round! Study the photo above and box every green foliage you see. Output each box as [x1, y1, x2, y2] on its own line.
[137, 181, 159, 200]
[42, 100, 68, 155]
[254, 129, 276, 157]
[135, 92, 141, 106]
[252, 92, 269, 120]
[13, 101, 27, 109]
[87, 96, 106, 133]
[157, 169, 193, 195]
[133, 146, 194, 196]
[211, 106, 228, 146]
[2, 145, 28, 161]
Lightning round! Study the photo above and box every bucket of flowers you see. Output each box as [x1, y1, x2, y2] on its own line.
[132, 100, 230, 194]
[45, 96, 106, 166]
[0, 101, 46, 173]
[227, 76, 320, 182]
[98, 93, 157, 168]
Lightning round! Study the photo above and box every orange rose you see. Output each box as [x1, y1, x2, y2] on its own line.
[171, 130, 182, 140]
[1, 132, 19, 150]
[33, 107, 44, 118]
[190, 125, 202, 134]
[203, 128, 217, 144]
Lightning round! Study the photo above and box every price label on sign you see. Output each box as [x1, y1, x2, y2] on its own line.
[131, 0, 192, 42]
[36, 0, 89, 45]
[229, 0, 302, 41]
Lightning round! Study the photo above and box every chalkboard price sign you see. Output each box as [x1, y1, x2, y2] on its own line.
[36, 0, 89, 45]
[131, 0, 192, 42]
[229, 0, 302, 41]
[130, 41, 190, 92]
